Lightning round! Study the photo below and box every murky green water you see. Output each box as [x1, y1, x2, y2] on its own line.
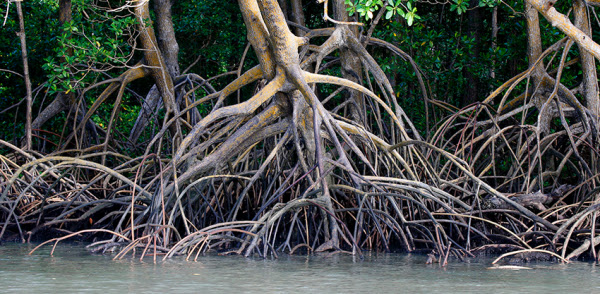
[1, 243, 599, 293]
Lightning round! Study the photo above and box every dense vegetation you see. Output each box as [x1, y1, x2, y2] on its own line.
[1, 0, 600, 264]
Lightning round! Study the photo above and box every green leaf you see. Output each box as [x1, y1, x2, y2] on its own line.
[386, 9, 394, 19]
[397, 8, 405, 17]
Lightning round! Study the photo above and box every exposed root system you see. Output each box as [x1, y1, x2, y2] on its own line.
[2, 0, 600, 264]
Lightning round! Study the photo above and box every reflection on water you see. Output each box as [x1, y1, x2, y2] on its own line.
[1, 243, 599, 293]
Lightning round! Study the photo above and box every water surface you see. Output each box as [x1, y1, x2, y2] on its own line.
[1, 243, 599, 293]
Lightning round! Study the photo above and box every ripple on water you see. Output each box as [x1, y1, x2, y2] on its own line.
[1, 244, 599, 293]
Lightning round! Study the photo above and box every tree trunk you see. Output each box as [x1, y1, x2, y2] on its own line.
[16, 0, 33, 150]
[573, 0, 599, 121]
[238, 0, 276, 79]
[461, 1, 482, 106]
[527, 0, 600, 60]
[525, 0, 550, 119]
[333, 0, 364, 121]
[59, 0, 72, 56]
[135, 1, 178, 116]
[31, 0, 74, 136]
[491, 6, 498, 79]
[153, 0, 180, 78]
[278, 0, 289, 19]
[290, 0, 305, 36]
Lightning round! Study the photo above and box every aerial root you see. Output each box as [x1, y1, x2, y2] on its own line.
[9, 2, 600, 262]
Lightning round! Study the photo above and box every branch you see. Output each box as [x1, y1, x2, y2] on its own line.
[0, 68, 24, 78]
[527, 0, 600, 60]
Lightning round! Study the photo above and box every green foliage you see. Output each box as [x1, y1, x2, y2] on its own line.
[370, 0, 529, 131]
[346, 0, 420, 25]
[173, 0, 247, 88]
[479, 0, 499, 7]
[0, 0, 59, 143]
[345, 0, 384, 20]
[386, 0, 420, 26]
[0, 0, 594, 156]
[42, 0, 137, 95]
[450, 0, 498, 15]
[450, 0, 468, 14]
